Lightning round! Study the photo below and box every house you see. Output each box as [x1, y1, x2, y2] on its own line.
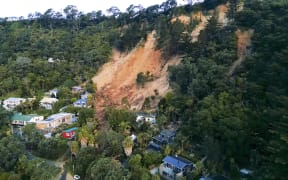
[149, 129, 176, 150]
[39, 97, 58, 110]
[159, 155, 193, 180]
[62, 127, 78, 139]
[136, 113, 156, 124]
[80, 91, 90, 99]
[49, 88, 58, 98]
[3, 97, 26, 110]
[73, 98, 87, 108]
[36, 112, 77, 131]
[200, 175, 230, 180]
[44, 88, 58, 98]
[71, 86, 84, 94]
[11, 113, 44, 126]
[130, 134, 137, 142]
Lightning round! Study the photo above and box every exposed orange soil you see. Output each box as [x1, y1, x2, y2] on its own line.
[171, 15, 191, 24]
[191, 11, 211, 42]
[171, 3, 228, 43]
[92, 31, 181, 120]
[171, 11, 211, 43]
[228, 29, 254, 75]
[216, 4, 229, 26]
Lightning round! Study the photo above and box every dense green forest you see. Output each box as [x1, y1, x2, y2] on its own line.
[0, 0, 288, 179]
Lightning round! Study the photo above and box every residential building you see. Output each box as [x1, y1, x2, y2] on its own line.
[71, 86, 84, 93]
[36, 112, 77, 131]
[73, 98, 87, 108]
[3, 97, 26, 110]
[80, 91, 89, 99]
[11, 113, 44, 126]
[159, 155, 193, 180]
[49, 88, 58, 98]
[149, 129, 176, 150]
[39, 97, 58, 110]
[44, 88, 58, 98]
[62, 127, 78, 139]
[200, 175, 230, 180]
[136, 113, 156, 124]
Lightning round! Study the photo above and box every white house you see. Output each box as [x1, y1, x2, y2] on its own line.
[44, 88, 58, 98]
[36, 112, 77, 131]
[3, 97, 26, 110]
[71, 86, 84, 93]
[40, 97, 58, 110]
[136, 114, 156, 124]
[11, 113, 44, 126]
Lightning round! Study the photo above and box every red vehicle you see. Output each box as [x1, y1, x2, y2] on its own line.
[62, 127, 78, 139]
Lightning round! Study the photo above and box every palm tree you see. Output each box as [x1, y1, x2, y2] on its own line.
[77, 126, 90, 147]
[71, 141, 80, 156]
[119, 121, 131, 135]
[122, 136, 133, 156]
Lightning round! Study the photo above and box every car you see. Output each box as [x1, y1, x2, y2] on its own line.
[74, 175, 80, 180]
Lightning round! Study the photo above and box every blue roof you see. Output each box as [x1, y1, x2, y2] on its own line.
[162, 156, 192, 170]
[74, 98, 87, 104]
[63, 127, 78, 132]
[44, 112, 74, 121]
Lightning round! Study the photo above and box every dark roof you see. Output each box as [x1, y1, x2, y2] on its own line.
[160, 129, 176, 137]
[163, 156, 193, 170]
[211, 175, 230, 180]
[63, 127, 78, 132]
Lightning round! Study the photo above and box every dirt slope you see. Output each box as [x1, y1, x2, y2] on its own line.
[92, 31, 181, 120]
[216, 4, 229, 26]
[171, 3, 228, 43]
[92, 3, 230, 122]
[228, 29, 254, 75]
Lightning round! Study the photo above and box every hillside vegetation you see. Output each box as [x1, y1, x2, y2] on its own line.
[0, 0, 287, 179]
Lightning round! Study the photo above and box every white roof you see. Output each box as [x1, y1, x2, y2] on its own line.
[130, 134, 137, 141]
[5, 97, 26, 101]
[40, 97, 58, 103]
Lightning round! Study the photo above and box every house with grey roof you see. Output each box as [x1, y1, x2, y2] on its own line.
[159, 155, 193, 180]
[3, 97, 26, 110]
[39, 97, 58, 110]
[149, 129, 176, 150]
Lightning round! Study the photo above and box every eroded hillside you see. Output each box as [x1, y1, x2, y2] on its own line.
[171, 3, 229, 42]
[93, 32, 181, 119]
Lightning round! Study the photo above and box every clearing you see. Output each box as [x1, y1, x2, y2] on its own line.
[92, 31, 181, 120]
[228, 29, 254, 75]
[92, 4, 230, 122]
[171, 3, 229, 42]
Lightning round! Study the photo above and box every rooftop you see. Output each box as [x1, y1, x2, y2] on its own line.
[163, 155, 193, 170]
[5, 97, 26, 101]
[160, 129, 176, 137]
[44, 112, 74, 121]
[40, 97, 58, 103]
[63, 127, 78, 132]
[11, 113, 40, 121]
[74, 98, 87, 104]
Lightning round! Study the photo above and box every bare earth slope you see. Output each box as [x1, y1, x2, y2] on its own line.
[92, 4, 230, 121]
[228, 29, 254, 75]
[171, 3, 229, 42]
[92, 32, 181, 119]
